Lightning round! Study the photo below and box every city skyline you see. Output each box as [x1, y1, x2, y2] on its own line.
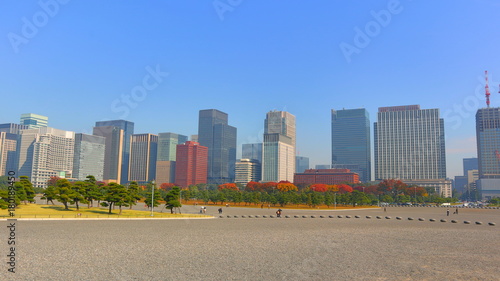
[2, 1, 498, 179]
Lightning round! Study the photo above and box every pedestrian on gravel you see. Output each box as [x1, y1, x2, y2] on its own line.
[447, 209, 450, 216]
[218, 208, 223, 214]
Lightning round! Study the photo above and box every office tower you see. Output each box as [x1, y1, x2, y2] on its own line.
[20, 113, 48, 129]
[331, 108, 371, 182]
[476, 108, 500, 199]
[94, 120, 134, 184]
[295, 156, 309, 173]
[262, 110, 296, 182]
[235, 159, 261, 185]
[463, 158, 479, 177]
[93, 126, 124, 184]
[0, 123, 28, 134]
[315, 164, 331, 169]
[129, 134, 158, 183]
[453, 176, 468, 194]
[16, 127, 75, 188]
[242, 143, 263, 163]
[198, 109, 237, 184]
[0, 123, 27, 176]
[175, 141, 208, 187]
[294, 169, 360, 185]
[190, 135, 198, 143]
[73, 133, 105, 181]
[374, 105, 450, 197]
[156, 132, 188, 184]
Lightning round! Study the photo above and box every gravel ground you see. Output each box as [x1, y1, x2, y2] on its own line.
[1, 206, 498, 281]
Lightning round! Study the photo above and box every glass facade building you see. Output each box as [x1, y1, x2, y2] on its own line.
[198, 109, 237, 184]
[20, 113, 48, 129]
[476, 108, 500, 199]
[95, 120, 134, 184]
[295, 156, 309, 173]
[331, 108, 371, 182]
[93, 126, 124, 184]
[73, 133, 105, 181]
[129, 134, 158, 183]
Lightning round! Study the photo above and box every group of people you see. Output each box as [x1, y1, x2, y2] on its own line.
[446, 208, 459, 216]
[199, 206, 207, 214]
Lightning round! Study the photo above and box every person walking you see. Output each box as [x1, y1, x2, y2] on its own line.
[276, 209, 282, 218]
[218, 208, 223, 214]
[446, 209, 450, 216]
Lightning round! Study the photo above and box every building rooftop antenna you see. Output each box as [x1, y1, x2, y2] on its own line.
[485, 70, 491, 108]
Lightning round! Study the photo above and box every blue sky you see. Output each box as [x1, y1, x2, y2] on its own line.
[1, 0, 499, 179]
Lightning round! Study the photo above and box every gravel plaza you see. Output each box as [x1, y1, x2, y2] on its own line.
[1, 205, 499, 280]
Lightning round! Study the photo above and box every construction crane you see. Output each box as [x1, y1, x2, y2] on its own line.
[485, 70, 491, 107]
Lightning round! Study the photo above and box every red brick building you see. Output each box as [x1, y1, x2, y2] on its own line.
[175, 141, 208, 187]
[294, 169, 359, 185]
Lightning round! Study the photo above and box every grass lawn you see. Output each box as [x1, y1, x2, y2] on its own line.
[0, 203, 209, 219]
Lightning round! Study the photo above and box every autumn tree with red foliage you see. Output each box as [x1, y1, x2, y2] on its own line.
[261, 182, 278, 192]
[310, 184, 328, 192]
[337, 184, 353, 194]
[245, 181, 262, 192]
[377, 179, 407, 195]
[218, 183, 239, 191]
[47, 176, 61, 187]
[160, 183, 176, 190]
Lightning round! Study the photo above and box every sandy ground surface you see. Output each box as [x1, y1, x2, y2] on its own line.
[0, 205, 498, 280]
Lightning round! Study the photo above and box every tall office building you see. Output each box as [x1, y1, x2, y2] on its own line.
[20, 113, 48, 129]
[476, 108, 500, 199]
[73, 133, 105, 181]
[198, 109, 237, 184]
[93, 126, 124, 184]
[242, 143, 263, 163]
[129, 134, 158, 183]
[463, 158, 479, 178]
[262, 110, 296, 182]
[94, 120, 134, 184]
[235, 159, 261, 185]
[16, 127, 75, 188]
[175, 141, 208, 187]
[0, 123, 27, 176]
[374, 105, 450, 197]
[295, 156, 309, 173]
[156, 132, 188, 184]
[331, 108, 371, 182]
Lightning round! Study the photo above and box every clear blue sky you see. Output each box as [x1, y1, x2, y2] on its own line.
[1, 0, 499, 179]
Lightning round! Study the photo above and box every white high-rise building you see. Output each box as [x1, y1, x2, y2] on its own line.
[17, 127, 75, 188]
[262, 111, 296, 182]
[374, 105, 450, 197]
[235, 159, 261, 185]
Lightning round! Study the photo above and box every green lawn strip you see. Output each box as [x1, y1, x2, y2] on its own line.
[0, 204, 209, 218]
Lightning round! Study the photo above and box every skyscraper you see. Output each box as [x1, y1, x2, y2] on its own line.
[129, 134, 158, 183]
[93, 126, 124, 184]
[16, 127, 75, 188]
[0, 123, 27, 176]
[156, 132, 188, 184]
[295, 156, 309, 173]
[262, 110, 296, 182]
[463, 158, 478, 176]
[198, 109, 237, 184]
[235, 159, 261, 185]
[94, 120, 134, 184]
[20, 113, 48, 129]
[175, 141, 208, 187]
[73, 133, 105, 181]
[331, 108, 371, 182]
[374, 105, 450, 197]
[476, 107, 500, 199]
[242, 143, 263, 163]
